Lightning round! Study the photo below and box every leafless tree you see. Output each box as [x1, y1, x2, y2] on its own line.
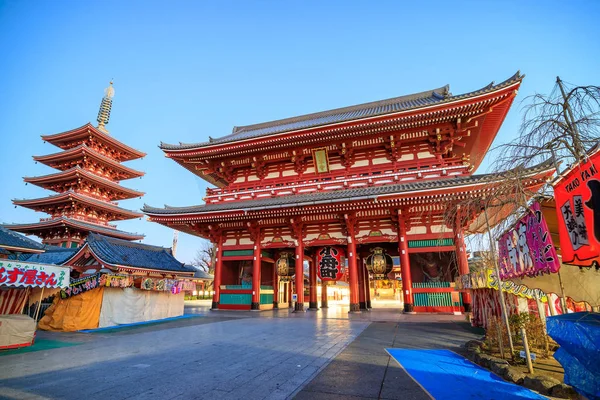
[493, 77, 600, 172]
[192, 239, 216, 274]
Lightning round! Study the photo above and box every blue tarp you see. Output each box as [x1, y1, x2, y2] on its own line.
[386, 349, 545, 399]
[547, 312, 600, 400]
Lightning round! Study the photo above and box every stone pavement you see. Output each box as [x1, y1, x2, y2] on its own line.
[0, 304, 480, 400]
[0, 311, 368, 400]
[294, 318, 482, 399]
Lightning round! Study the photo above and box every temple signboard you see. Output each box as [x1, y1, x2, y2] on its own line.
[553, 148, 600, 266]
[497, 202, 560, 279]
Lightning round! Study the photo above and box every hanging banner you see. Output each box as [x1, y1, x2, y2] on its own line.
[553, 148, 600, 266]
[139, 278, 192, 292]
[60, 273, 103, 299]
[497, 202, 560, 279]
[317, 246, 345, 281]
[60, 273, 133, 299]
[0, 260, 70, 289]
[465, 269, 548, 302]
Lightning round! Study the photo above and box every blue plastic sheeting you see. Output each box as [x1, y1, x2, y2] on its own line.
[386, 349, 545, 400]
[547, 312, 600, 400]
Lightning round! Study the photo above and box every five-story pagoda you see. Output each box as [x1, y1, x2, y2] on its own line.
[5, 83, 145, 247]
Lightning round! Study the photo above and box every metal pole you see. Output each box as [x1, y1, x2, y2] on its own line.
[521, 326, 535, 374]
[484, 204, 516, 357]
[34, 287, 45, 321]
[556, 268, 569, 313]
[497, 321, 505, 360]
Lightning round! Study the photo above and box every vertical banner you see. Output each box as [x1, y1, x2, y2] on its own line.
[497, 202, 560, 279]
[553, 148, 600, 266]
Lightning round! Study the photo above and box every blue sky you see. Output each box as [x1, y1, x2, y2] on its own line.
[0, 0, 598, 264]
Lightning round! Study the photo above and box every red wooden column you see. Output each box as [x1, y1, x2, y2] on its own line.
[309, 253, 318, 310]
[358, 256, 366, 310]
[291, 218, 305, 312]
[455, 211, 472, 311]
[249, 223, 262, 311]
[397, 210, 414, 312]
[210, 229, 223, 310]
[272, 257, 279, 309]
[364, 264, 372, 309]
[321, 281, 328, 308]
[345, 213, 360, 312]
[294, 240, 305, 311]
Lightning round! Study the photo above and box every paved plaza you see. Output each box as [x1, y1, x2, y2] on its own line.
[0, 303, 482, 400]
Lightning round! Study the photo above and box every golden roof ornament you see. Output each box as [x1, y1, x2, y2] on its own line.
[96, 81, 114, 133]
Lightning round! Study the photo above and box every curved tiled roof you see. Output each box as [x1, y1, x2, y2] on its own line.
[86, 233, 194, 273]
[143, 158, 554, 216]
[24, 167, 145, 199]
[3, 217, 144, 241]
[161, 72, 522, 151]
[33, 144, 145, 179]
[17, 248, 78, 265]
[13, 190, 143, 219]
[0, 226, 46, 251]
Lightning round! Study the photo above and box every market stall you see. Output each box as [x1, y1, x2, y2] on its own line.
[0, 259, 70, 349]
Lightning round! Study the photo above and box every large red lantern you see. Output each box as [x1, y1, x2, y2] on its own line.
[317, 246, 345, 281]
[554, 148, 600, 267]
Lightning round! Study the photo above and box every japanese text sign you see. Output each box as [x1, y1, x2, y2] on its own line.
[317, 246, 345, 281]
[0, 260, 70, 289]
[553, 149, 600, 266]
[498, 202, 560, 279]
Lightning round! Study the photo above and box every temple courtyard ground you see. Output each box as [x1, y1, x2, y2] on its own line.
[0, 302, 495, 400]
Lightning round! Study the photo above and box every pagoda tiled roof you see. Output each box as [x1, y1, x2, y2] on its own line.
[24, 167, 145, 200]
[84, 233, 194, 274]
[42, 123, 146, 161]
[161, 72, 523, 151]
[3, 217, 144, 241]
[33, 144, 144, 180]
[13, 190, 143, 219]
[0, 226, 46, 252]
[16, 248, 79, 265]
[142, 158, 554, 216]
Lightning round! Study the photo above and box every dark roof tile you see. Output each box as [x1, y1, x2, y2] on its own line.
[86, 233, 194, 274]
[161, 72, 522, 151]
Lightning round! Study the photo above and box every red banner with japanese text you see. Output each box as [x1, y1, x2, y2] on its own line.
[553, 148, 600, 266]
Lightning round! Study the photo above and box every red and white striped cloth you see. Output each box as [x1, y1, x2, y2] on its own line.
[0, 288, 30, 315]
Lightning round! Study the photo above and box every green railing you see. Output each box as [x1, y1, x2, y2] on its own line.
[260, 293, 273, 305]
[220, 293, 252, 305]
[412, 281, 462, 308]
[408, 238, 454, 248]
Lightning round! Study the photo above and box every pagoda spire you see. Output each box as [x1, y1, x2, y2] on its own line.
[96, 81, 115, 133]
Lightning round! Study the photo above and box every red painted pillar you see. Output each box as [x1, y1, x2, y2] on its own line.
[273, 259, 279, 309]
[212, 234, 223, 310]
[358, 256, 366, 310]
[398, 211, 414, 312]
[364, 264, 372, 309]
[321, 281, 328, 308]
[295, 239, 305, 311]
[455, 225, 472, 312]
[251, 234, 261, 310]
[347, 237, 360, 312]
[309, 254, 318, 310]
